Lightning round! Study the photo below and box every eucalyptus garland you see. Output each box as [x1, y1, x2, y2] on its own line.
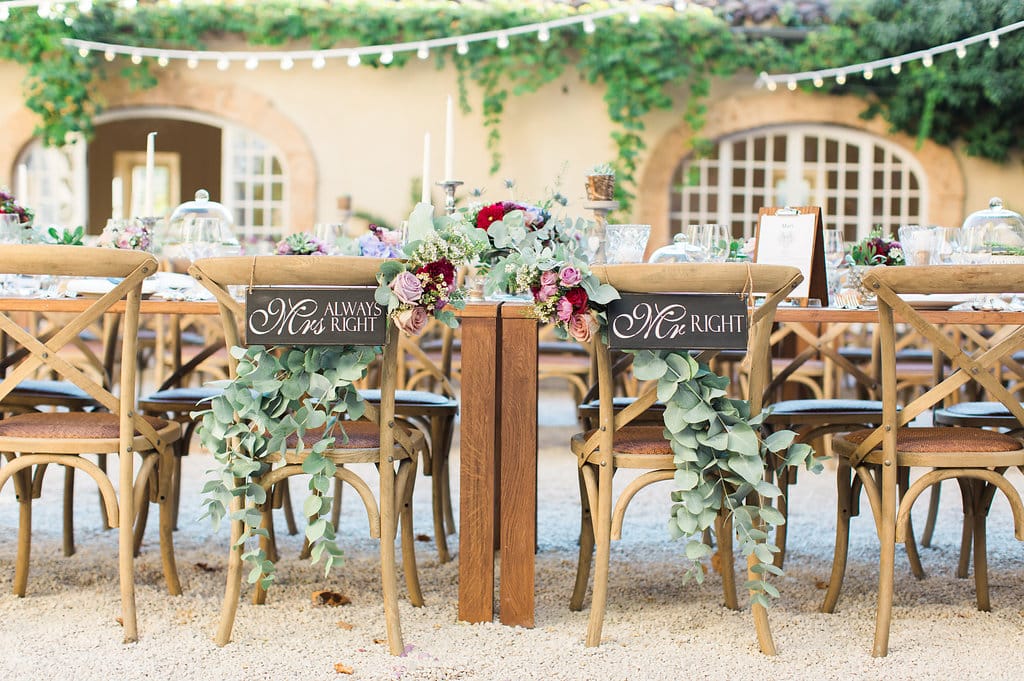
[630, 349, 819, 604]
[197, 344, 377, 586]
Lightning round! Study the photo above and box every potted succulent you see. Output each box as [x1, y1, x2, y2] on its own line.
[584, 163, 616, 202]
[846, 228, 904, 301]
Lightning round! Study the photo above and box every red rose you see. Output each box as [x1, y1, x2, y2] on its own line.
[475, 202, 508, 231]
[564, 286, 589, 314]
[416, 258, 456, 292]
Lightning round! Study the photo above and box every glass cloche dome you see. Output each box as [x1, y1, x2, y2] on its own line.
[961, 197, 1024, 257]
[648, 233, 696, 263]
[164, 189, 240, 258]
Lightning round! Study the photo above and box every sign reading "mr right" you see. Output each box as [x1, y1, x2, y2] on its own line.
[606, 293, 748, 350]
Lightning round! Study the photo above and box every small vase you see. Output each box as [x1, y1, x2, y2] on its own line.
[848, 265, 880, 304]
[584, 174, 615, 202]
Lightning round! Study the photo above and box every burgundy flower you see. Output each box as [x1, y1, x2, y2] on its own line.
[475, 202, 509, 231]
[564, 286, 589, 314]
[416, 258, 457, 292]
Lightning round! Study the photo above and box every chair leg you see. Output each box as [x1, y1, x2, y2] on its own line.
[717, 513, 739, 611]
[772, 464, 791, 569]
[97, 453, 112, 529]
[822, 459, 853, 614]
[379, 463, 404, 656]
[871, 464, 898, 658]
[748, 551, 777, 656]
[215, 492, 245, 646]
[584, 499, 611, 647]
[13, 469, 32, 597]
[133, 478, 151, 558]
[430, 417, 451, 563]
[898, 468, 926, 580]
[159, 493, 182, 596]
[921, 480, 941, 548]
[972, 480, 995, 612]
[278, 479, 299, 536]
[118, 454, 139, 643]
[570, 469, 595, 612]
[253, 508, 273, 605]
[956, 478, 975, 579]
[63, 466, 76, 557]
[330, 478, 343, 529]
[397, 459, 423, 607]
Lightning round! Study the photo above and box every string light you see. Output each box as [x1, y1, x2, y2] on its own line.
[786, 79, 797, 91]
[216, 56, 229, 71]
[60, 6, 637, 68]
[78, 0, 91, 11]
[0, 5, 7, 20]
[130, 51, 142, 65]
[245, 56, 258, 70]
[312, 54, 326, 69]
[103, 48, 114, 61]
[280, 56, 294, 70]
[812, 75, 824, 88]
[77, 46, 88, 57]
[347, 52, 360, 67]
[157, 54, 168, 67]
[759, 18, 1024, 90]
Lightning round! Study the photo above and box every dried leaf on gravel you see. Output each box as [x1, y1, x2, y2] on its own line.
[194, 562, 219, 572]
[814, 579, 829, 590]
[115, 617, 123, 627]
[333, 662, 354, 674]
[337, 620, 354, 630]
[373, 637, 386, 644]
[312, 590, 351, 607]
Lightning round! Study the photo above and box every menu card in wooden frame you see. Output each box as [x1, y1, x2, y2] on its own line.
[753, 206, 828, 305]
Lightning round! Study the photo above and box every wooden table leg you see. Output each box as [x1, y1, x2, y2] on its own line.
[499, 308, 538, 627]
[458, 304, 502, 623]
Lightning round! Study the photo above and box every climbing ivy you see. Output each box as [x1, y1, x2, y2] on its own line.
[1, 0, 1023, 211]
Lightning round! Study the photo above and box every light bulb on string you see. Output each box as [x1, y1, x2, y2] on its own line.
[64, 16, 73, 26]
[765, 79, 777, 92]
[157, 55, 169, 67]
[922, 52, 933, 67]
[217, 57, 230, 71]
[280, 56, 294, 70]
[863, 68, 873, 80]
[835, 73, 846, 85]
[380, 49, 394, 65]
[787, 79, 797, 91]
[496, 33, 510, 49]
[312, 55, 326, 69]
[104, 49, 115, 62]
[0, 6, 8, 21]
[583, 18, 596, 34]
[956, 43, 967, 59]
[245, 56, 258, 70]
[38, 2, 51, 18]
[456, 39, 469, 55]
[347, 52, 360, 67]
[78, 0, 92, 12]
[77, 47, 89, 58]
[417, 43, 429, 59]
[187, 56, 198, 69]
[989, 34, 1000, 49]
[891, 61, 902, 74]
[812, 75, 824, 88]
[130, 52, 142, 65]
[537, 25, 550, 42]
[628, 7, 640, 24]
[122, 0, 137, 8]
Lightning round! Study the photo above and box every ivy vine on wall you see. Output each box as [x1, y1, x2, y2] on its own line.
[0, 0, 1022, 213]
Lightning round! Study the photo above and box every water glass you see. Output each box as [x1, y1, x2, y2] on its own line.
[314, 223, 346, 254]
[898, 224, 938, 266]
[182, 217, 233, 261]
[822, 229, 846, 300]
[0, 214, 21, 294]
[702, 224, 732, 262]
[931, 227, 961, 264]
[605, 224, 651, 264]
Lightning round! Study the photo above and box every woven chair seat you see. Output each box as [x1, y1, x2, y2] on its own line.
[835, 426, 1024, 467]
[571, 425, 674, 468]
[359, 389, 456, 408]
[279, 421, 422, 465]
[0, 411, 168, 439]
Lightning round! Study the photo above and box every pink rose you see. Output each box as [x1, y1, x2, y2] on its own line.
[540, 270, 558, 287]
[567, 312, 596, 343]
[556, 296, 574, 322]
[537, 283, 558, 302]
[395, 305, 429, 336]
[390, 271, 423, 304]
[559, 266, 582, 287]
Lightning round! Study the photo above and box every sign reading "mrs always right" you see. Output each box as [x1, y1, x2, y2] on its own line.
[245, 286, 386, 346]
[606, 293, 748, 350]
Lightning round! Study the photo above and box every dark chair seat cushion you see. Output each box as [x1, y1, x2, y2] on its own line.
[140, 386, 222, 407]
[9, 379, 93, 401]
[838, 347, 936, 363]
[578, 396, 666, 413]
[0, 412, 169, 439]
[768, 399, 884, 415]
[841, 426, 1021, 453]
[358, 389, 456, 407]
[938, 401, 1013, 417]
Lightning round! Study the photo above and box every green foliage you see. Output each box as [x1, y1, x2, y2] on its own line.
[47, 225, 85, 245]
[195, 343, 378, 587]
[631, 349, 821, 602]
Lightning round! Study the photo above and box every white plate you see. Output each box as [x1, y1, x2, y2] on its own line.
[64, 278, 159, 297]
[899, 294, 975, 310]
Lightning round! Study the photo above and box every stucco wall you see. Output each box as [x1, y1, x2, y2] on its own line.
[2, 55, 1023, 245]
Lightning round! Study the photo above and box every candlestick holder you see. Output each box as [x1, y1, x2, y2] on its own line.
[583, 200, 619, 264]
[437, 180, 463, 217]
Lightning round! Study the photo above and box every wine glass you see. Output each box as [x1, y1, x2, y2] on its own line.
[314, 223, 346, 254]
[181, 217, 226, 262]
[823, 229, 846, 302]
[0, 214, 22, 293]
[703, 224, 731, 262]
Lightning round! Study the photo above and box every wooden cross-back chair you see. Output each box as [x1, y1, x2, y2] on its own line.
[569, 262, 802, 654]
[0, 245, 182, 643]
[827, 264, 1024, 657]
[188, 255, 424, 656]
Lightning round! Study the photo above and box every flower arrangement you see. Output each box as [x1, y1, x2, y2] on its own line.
[276, 231, 328, 255]
[847, 228, 905, 266]
[356, 223, 404, 258]
[461, 180, 569, 268]
[375, 214, 488, 335]
[0, 188, 33, 225]
[97, 218, 153, 251]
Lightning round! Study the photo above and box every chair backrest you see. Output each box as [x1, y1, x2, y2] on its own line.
[850, 264, 1024, 464]
[188, 255, 414, 456]
[0, 245, 160, 445]
[586, 262, 803, 438]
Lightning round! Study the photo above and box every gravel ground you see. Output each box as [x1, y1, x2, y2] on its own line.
[1, 389, 1024, 680]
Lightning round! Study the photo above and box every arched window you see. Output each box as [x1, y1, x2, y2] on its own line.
[222, 126, 289, 242]
[15, 138, 87, 228]
[669, 124, 928, 241]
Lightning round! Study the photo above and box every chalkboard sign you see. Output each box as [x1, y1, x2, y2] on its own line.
[245, 286, 386, 346]
[607, 293, 748, 350]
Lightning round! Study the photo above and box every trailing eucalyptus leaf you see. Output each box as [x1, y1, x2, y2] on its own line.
[625, 348, 823, 601]
[194, 343, 378, 588]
